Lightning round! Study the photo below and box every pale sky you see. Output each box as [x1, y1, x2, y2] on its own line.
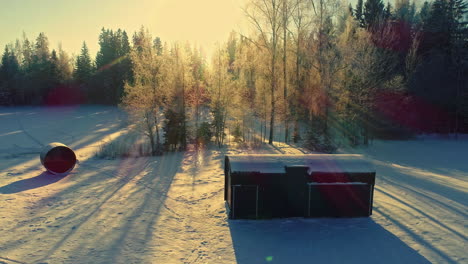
[0, 0, 247, 59]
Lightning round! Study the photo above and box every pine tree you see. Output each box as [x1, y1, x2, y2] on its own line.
[420, 0, 467, 55]
[0, 46, 20, 105]
[75, 42, 93, 82]
[163, 108, 186, 151]
[14, 39, 23, 67]
[384, 2, 392, 20]
[34, 33, 50, 62]
[21, 34, 33, 69]
[19, 34, 34, 104]
[75, 42, 94, 102]
[50, 49, 60, 85]
[117, 30, 133, 100]
[355, 0, 364, 27]
[153, 37, 163, 56]
[94, 28, 132, 104]
[29, 32, 52, 104]
[409, 1, 416, 24]
[416, 1, 431, 26]
[44, 49, 62, 105]
[363, 0, 385, 29]
[57, 44, 73, 82]
[410, 0, 468, 132]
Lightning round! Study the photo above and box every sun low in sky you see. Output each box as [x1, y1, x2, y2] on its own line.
[1, 0, 247, 57]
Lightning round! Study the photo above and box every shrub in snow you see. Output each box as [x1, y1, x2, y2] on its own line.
[304, 119, 336, 153]
[196, 121, 213, 145]
[232, 123, 243, 143]
[163, 108, 187, 151]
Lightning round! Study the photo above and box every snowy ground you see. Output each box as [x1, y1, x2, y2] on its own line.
[0, 106, 466, 264]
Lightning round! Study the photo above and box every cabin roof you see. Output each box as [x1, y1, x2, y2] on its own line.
[226, 154, 375, 174]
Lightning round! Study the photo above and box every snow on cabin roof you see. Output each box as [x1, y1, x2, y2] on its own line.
[226, 154, 375, 174]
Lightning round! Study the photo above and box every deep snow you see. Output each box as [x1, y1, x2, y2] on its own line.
[0, 106, 466, 264]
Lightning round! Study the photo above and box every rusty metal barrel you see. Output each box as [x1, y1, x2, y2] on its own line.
[40, 142, 76, 175]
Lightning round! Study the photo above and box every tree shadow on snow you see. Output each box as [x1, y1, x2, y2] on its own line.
[28, 152, 184, 264]
[0, 171, 64, 194]
[229, 217, 431, 264]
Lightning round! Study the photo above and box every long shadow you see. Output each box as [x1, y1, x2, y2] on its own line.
[372, 160, 468, 208]
[0, 110, 136, 200]
[374, 208, 459, 264]
[102, 152, 185, 264]
[31, 152, 184, 264]
[376, 187, 466, 241]
[0, 106, 128, 174]
[379, 176, 467, 218]
[360, 141, 468, 180]
[0, 153, 136, 256]
[0, 172, 64, 194]
[229, 217, 431, 264]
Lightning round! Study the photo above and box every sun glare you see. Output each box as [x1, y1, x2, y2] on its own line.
[151, 0, 245, 52]
[0, 0, 246, 58]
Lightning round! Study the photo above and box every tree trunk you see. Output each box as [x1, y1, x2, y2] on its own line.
[181, 64, 187, 150]
[294, 14, 301, 144]
[146, 113, 155, 156]
[283, 0, 289, 143]
[155, 113, 160, 153]
[294, 119, 300, 143]
[260, 116, 263, 144]
[269, 7, 278, 145]
[221, 108, 228, 146]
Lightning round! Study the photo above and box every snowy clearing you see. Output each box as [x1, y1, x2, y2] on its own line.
[0, 106, 466, 264]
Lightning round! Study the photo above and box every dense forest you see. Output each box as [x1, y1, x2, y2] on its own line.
[0, 0, 467, 153]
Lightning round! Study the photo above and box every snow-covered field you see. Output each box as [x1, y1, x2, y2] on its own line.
[0, 106, 466, 264]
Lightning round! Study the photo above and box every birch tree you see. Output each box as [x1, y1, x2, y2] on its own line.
[244, 0, 282, 144]
[122, 27, 163, 155]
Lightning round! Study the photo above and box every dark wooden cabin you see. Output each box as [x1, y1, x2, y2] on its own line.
[224, 154, 376, 219]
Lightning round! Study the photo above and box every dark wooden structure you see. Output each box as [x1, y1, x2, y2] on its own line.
[224, 154, 375, 219]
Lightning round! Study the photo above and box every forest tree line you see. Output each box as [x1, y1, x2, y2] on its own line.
[0, 29, 132, 105]
[0, 0, 467, 153]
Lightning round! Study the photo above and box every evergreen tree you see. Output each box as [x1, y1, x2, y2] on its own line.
[355, 0, 364, 27]
[420, 0, 467, 55]
[50, 49, 60, 85]
[410, 0, 468, 132]
[153, 37, 163, 55]
[94, 28, 132, 104]
[29, 32, 52, 104]
[19, 34, 34, 104]
[75, 42, 93, 82]
[34, 33, 50, 62]
[384, 2, 392, 20]
[14, 39, 23, 67]
[75, 42, 94, 101]
[21, 34, 33, 69]
[44, 49, 62, 104]
[394, 0, 416, 24]
[416, 1, 432, 26]
[163, 108, 186, 151]
[409, 1, 416, 24]
[363, 0, 385, 29]
[0, 46, 20, 105]
[57, 44, 73, 82]
[117, 30, 133, 100]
